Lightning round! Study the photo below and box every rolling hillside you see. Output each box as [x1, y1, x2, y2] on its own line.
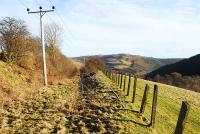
[146, 54, 200, 78]
[74, 54, 182, 75]
[145, 54, 200, 92]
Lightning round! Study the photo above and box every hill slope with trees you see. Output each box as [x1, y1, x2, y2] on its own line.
[74, 54, 182, 75]
[146, 54, 200, 92]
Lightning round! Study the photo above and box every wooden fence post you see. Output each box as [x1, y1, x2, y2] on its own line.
[123, 73, 127, 92]
[113, 71, 115, 83]
[139, 84, 149, 114]
[126, 74, 132, 96]
[120, 73, 123, 89]
[112, 72, 115, 82]
[117, 72, 120, 86]
[114, 72, 117, 83]
[110, 72, 112, 81]
[118, 72, 120, 86]
[115, 72, 118, 85]
[174, 101, 190, 134]
[132, 75, 137, 103]
[149, 85, 158, 128]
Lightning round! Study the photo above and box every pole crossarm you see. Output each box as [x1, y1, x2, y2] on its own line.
[28, 9, 54, 16]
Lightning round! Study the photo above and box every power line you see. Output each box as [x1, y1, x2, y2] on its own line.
[45, 0, 76, 39]
[17, 0, 28, 9]
[17, 0, 38, 19]
[33, 0, 41, 7]
[45, 0, 79, 48]
[47, 0, 54, 6]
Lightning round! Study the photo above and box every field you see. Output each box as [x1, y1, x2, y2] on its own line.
[102, 72, 200, 133]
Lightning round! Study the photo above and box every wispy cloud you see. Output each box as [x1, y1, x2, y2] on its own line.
[0, 0, 200, 58]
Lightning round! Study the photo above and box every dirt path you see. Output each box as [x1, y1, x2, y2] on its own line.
[66, 73, 125, 133]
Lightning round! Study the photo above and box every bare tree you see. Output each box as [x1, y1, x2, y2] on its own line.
[44, 22, 63, 48]
[0, 17, 31, 62]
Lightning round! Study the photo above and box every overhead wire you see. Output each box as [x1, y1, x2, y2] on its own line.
[44, 0, 78, 48]
[17, 0, 27, 9]
[45, 0, 77, 41]
[33, 0, 41, 7]
[16, 0, 38, 19]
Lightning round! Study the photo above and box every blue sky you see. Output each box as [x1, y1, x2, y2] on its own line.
[0, 0, 200, 58]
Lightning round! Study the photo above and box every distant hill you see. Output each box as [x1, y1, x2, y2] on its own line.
[74, 54, 182, 75]
[146, 54, 200, 78]
[145, 54, 200, 92]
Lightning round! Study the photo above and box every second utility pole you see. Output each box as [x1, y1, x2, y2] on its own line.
[27, 6, 55, 86]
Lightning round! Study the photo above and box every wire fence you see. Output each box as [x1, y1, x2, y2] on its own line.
[103, 69, 190, 133]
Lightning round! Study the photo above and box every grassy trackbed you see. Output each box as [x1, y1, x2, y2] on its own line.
[100, 72, 200, 134]
[0, 67, 199, 133]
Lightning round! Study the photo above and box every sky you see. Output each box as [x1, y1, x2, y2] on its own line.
[0, 0, 200, 58]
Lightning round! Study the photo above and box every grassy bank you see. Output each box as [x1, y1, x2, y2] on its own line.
[100, 72, 200, 133]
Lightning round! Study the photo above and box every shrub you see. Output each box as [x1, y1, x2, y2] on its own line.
[80, 57, 106, 74]
[0, 17, 32, 63]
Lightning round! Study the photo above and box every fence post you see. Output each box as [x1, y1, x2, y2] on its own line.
[139, 84, 149, 114]
[110, 71, 112, 80]
[123, 73, 127, 92]
[120, 72, 123, 89]
[114, 72, 117, 83]
[112, 72, 115, 82]
[117, 72, 120, 86]
[149, 85, 158, 128]
[132, 75, 137, 103]
[174, 101, 190, 134]
[115, 72, 118, 85]
[113, 71, 115, 83]
[126, 74, 132, 96]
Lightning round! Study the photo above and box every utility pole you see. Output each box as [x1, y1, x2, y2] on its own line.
[27, 6, 55, 86]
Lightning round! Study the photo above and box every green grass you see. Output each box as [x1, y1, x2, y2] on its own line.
[101, 72, 200, 134]
[0, 61, 29, 86]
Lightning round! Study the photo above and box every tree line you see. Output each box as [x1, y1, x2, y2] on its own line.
[151, 72, 200, 92]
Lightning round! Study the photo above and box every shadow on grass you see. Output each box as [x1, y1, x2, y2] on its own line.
[115, 108, 140, 114]
[102, 117, 150, 127]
